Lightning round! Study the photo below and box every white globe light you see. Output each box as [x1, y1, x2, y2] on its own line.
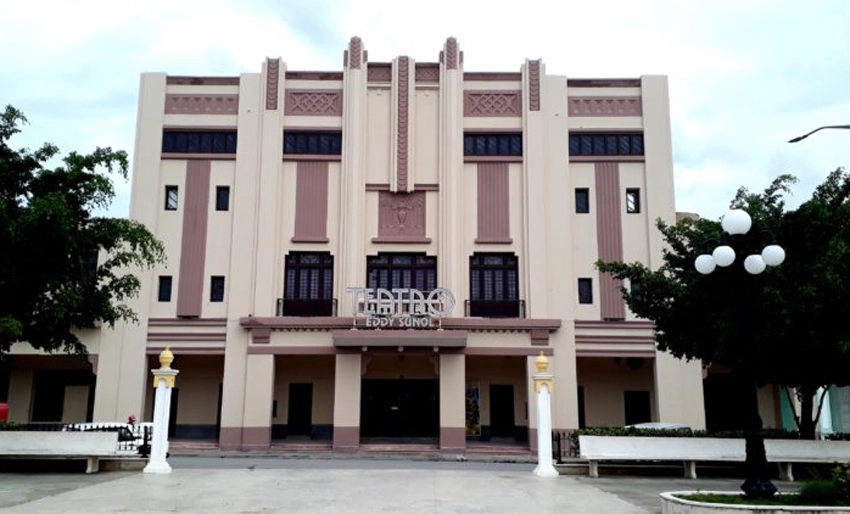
[744, 254, 766, 275]
[712, 245, 736, 267]
[762, 245, 785, 266]
[721, 209, 752, 235]
[695, 254, 716, 274]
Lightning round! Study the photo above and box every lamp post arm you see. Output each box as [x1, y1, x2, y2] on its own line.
[788, 124, 850, 143]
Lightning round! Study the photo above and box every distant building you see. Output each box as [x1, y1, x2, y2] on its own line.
[6, 37, 716, 451]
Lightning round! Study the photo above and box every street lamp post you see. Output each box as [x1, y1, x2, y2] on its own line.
[694, 209, 785, 500]
[788, 124, 850, 143]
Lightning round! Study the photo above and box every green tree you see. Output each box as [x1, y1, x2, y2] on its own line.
[0, 106, 164, 355]
[598, 171, 850, 439]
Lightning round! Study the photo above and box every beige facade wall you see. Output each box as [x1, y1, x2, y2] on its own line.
[577, 357, 655, 427]
[3, 41, 733, 442]
[273, 356, 335, 425]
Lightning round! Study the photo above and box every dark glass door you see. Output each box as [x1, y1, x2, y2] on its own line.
[287, 383, 313, 436]
[489, 384, 515, 438]
[361, 379, 439, 438]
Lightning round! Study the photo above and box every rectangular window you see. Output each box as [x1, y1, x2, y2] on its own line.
[469, 253, 520, 318]
[626, 188, 641, 213]
[162, 130, 237, 154]
[158, 276, 172, 302]
[367, 253, 437, 292]
[165, 186, 178, 211]
[463, 133, 523, 157]
[575, 188, 590, 214]
[624, 390, 651, 426]
[210, 276, 225, 302]
[283, 132, 342, 155]
[569, 133, 644, 156]
[216, 186, 230, 211]
[282, 252, 334, 316]
[578, 278, 593, 304]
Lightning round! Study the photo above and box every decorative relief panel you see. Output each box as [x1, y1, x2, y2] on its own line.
[443, 37, 459, 70]
[464, 91, 522, 117]
[265, 58, 280, 110]
[528, 60, 541, 112]
[415, 64, 440, 83]
[568, 96, 643, 117]
[284, 90, 343, 116]
[396, 57, 411, 191]
[164, 94, 239, 115]
[348, 36, 363, 69]
[374, 191, 430, 243]
[368, 64, 392, 82]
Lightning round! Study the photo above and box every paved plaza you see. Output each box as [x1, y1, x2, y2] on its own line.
[0, 457, 799, 513]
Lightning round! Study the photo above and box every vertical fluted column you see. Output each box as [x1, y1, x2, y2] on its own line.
[338, 37, 368, 312]
[438, 37, 464, 296]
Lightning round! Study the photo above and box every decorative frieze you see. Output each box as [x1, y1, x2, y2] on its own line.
[415, 63, 440, 83]
[568, 96, 643, 117]
[368, 64, 392, 82]
[265, 58, 280, 110]
[396, 57, 411, 191]
[284, 90, 343, 116]
[164, 94, 239, 115]
[528, 60, 541, 111]
[464, 91, 522, 117]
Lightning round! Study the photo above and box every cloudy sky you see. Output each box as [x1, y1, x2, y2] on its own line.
[2, 0, 848, 220]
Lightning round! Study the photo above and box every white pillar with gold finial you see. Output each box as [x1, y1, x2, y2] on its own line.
[144, 347, 179, 474]
[533, 352, 558, 477]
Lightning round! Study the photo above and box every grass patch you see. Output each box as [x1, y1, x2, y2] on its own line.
[678, 492, 850, 507]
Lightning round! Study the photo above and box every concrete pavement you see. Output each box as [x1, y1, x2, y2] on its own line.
[0, 457, 800, 513]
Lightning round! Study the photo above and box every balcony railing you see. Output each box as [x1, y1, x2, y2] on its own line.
[464, 299, 526, 318]
[275, 298, 337, 317]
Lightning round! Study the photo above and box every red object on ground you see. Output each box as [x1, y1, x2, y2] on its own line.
[0, 403, 8, 422]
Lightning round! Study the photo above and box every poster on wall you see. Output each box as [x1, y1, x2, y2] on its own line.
[466, 382, 481, 436]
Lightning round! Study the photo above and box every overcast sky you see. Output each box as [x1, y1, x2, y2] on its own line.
[2, 0, 848, 221]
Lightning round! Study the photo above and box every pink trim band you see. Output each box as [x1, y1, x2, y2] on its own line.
[176, 160, 211, 318]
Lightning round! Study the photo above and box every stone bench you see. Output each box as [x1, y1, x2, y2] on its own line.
[0, 431, 119, 473]
[579, 435, 850, 481]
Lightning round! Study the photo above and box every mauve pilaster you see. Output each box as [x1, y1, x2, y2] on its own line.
[595, 162, 626, 320]
[176, 160, 211, 317]
[476, 162, 511, 243]
[292, 161, 330, 243]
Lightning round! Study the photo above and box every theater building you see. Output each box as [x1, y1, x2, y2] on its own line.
[5, 37, 717, 452]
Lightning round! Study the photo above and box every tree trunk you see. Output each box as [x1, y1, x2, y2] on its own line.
[799, 386, 817, 440]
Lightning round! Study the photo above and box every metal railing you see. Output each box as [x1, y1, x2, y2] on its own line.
[551, 430, 575, 463]
[464, 299, 526, 318]
[275, 298, 337, 317]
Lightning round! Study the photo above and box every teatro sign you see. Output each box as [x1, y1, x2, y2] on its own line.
[346, 287, 456, 328]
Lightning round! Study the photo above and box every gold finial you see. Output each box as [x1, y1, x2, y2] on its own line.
[159, 346, 174, 370]
[535, 351, 549, 374]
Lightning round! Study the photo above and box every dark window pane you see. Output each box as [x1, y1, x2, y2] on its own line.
[631, 135, 644, 155]
[366, 253, 437, 293]
[216, 186, 230, 211]
[463, 133, 523, 156]
[210, 276, 225, 302]
[580, 135, 592, 156]
[626, 188, 640, 213]
[578, 278, 593, 304]
[158, 276, 172, 302]
[161, 131, 237, 154]
[283, 132, 342, 155]
[569, 135, 579, 156]
[618, 135, 631, 155]
[575, 188, 589, 214]
[165, 186, 178, 211]
[606, 136, 618, 156]
[592, 135, 605, 155]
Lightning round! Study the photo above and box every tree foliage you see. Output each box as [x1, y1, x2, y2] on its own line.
[0, 106, 164, 355]
[598, 171, 850, 439]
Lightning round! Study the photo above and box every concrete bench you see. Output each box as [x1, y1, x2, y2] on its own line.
[0, 431, 119, 473]
[579, 435, 850, 480]
[579, 435, 743, 479]
[765, 439, 850, 481]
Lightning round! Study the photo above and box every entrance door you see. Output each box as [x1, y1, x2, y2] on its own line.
[489, 384, 515, 438]
[361, 379, 439, 438]
[287, 383, 313, 436]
